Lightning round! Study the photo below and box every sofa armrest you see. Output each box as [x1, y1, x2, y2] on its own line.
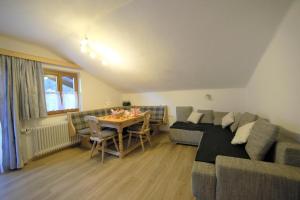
[275, 142, 300, 167]
[216, 156, 300, 200]
[192, 161, 216, 200]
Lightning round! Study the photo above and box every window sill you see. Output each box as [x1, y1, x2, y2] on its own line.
[47, 109, 79, 116]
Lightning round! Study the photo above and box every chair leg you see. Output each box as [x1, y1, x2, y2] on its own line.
[113, 137, 119, 152]
[127, 133, 132, 148]
[146, 133, 152, 147]
[101, 140, 106, 164]
[90, 141, 97, 158]
[139, 135, 144, 152]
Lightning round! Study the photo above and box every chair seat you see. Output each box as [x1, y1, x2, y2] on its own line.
[128, 123, 142, 132]
[90, 130, 116, 142]
[78, 128, 90, 135]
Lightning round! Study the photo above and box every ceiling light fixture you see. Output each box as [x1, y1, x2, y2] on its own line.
[80, 36, 122, 66]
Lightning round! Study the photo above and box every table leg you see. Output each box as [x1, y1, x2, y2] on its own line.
[117, 127, 124, 158]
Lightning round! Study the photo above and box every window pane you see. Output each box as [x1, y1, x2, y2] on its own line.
[62, 76, 78, 109]
[62, 76, 75, 92]
[44, 75, 61, 111]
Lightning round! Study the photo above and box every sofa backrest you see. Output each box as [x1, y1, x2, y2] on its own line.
[273, 127, 300, 167]
[176, 106, 193, 122]
[277, 126, 300, 143]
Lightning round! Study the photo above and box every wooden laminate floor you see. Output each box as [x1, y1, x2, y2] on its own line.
[0, 133, 197, 200]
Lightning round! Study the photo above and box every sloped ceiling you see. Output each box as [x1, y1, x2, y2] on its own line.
[0, 0, 293, 92]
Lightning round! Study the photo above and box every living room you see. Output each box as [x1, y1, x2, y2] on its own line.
[0, 0, 299, 200]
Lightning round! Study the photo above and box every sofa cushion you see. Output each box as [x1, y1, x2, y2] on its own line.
[187, 112, 203, 124]
[195, 126, 249, 163]
[238, 112, 257, 128]
[222, 112, 235, 128]
[197, 109, 213, 124]
[246, 119, 278, 160]
[231, 122, 255, 145]
[230, 112, 241, 133]
[176, 106, 193, 122]
[213, 111, 228, 125]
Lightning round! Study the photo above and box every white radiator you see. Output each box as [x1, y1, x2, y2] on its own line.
[27, 122, 80, 158]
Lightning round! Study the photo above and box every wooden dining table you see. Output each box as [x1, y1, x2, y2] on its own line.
[97, 114, 144, 158]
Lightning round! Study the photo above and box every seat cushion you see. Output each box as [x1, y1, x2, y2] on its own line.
[195, 126, 249, 164]
[77, 128, 90, 135]
[101, 130, 117, 138]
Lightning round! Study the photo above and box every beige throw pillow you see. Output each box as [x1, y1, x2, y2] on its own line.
[231, 121, 256, 144]
[222, 112, 235, 128]
[187, 112, 203, 124]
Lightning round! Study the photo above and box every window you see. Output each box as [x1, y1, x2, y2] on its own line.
[43, 69, 79, 115]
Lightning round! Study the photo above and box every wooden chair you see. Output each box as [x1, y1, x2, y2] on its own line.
[84, 116, 119, 163]
[127, 111, 152, 152]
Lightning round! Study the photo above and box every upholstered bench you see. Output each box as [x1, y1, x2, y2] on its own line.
[67, 105, 168, 148]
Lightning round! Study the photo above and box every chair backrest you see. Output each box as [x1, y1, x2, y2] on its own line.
[141, 111, 151, 132]
[84, 116, 101, 137]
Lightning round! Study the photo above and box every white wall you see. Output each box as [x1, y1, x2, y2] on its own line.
[246, 1, 300, 133]
[123, 88, 246, 124]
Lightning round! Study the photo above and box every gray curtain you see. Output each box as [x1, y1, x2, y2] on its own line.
[0, 55, 47, 172]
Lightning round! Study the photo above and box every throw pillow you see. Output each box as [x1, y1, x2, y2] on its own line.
[197, 109, 213, 124]
[213, 112, 228, 125]
[231, 121, 256, 144]
[245, 119, 278, 160]
[187, 112, 203, 124]
[238, 112, 257, 128]
[230, 112, 241, 132]
[222, 112, 235, 128]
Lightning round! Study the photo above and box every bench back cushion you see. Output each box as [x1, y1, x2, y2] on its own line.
[138, 106, 167, 122]
[71, 109, 107, 131]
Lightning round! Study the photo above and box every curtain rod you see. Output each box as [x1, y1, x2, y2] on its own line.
[0, 48, 80, 69]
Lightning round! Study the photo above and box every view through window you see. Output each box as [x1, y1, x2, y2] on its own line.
[43, 69, 79, 114]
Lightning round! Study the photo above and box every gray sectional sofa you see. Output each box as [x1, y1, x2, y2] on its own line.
[169, 106, 300, 200]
